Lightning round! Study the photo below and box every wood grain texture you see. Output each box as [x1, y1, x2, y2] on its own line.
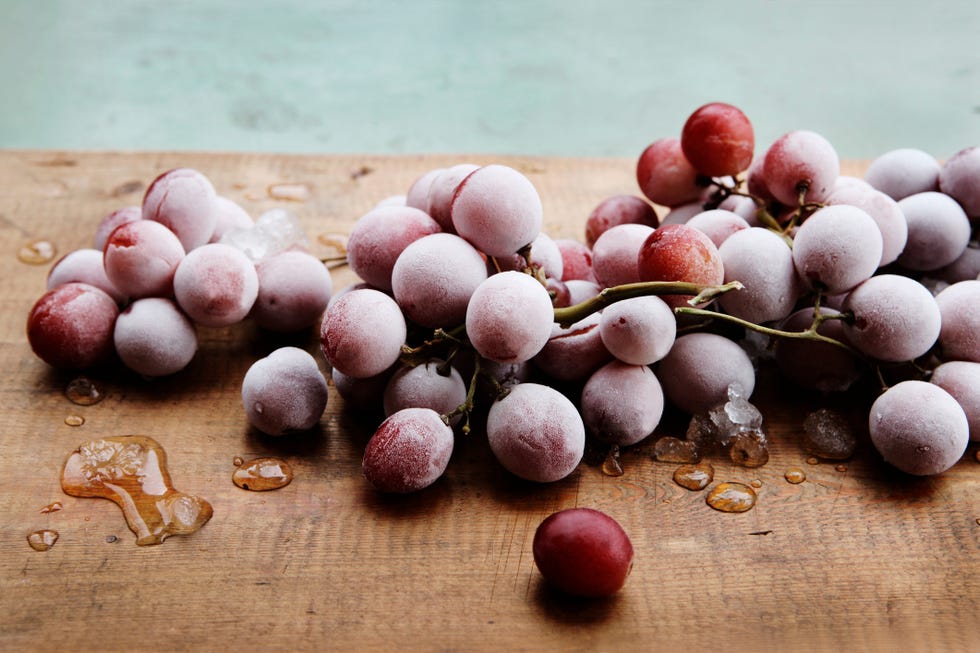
[0, 151, 977, 652]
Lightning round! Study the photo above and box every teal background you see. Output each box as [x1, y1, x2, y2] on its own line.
[1, 0, 977, 158]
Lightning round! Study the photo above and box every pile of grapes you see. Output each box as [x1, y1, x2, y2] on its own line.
[27, 103, 979, 493]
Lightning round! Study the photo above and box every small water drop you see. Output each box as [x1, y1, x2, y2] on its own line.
[750, 479, 763, 489]
[18, 239, 57, 264]
[705, 482, 757, 513]
[673, 462, 714, 491]
[232, 457, 294, 491]
[27, 529, 59, 551]
[40, 501, 63, 514]
[65, 377, 103, 406]
[106, 534, 119, 543]
[784, 468, 807, 484]
[835, 464, 847, 472]
[601, 445, 624, 477]
[267, 182, 311, 202]
[232, 455, 245, 467]
[806, 456, 820, 465]
[64, 414, 85, 427]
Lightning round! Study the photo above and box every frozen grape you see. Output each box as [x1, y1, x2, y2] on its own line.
[869, 380, 968, 475]
[426, 163, 479, 232]
[362, 407, 454, 493]
[636, 137, 701, 207]
[555, 238, 596, 282]
[842, 274, 941, 362]
[451, 164, 543, 258]
[716, 194, 760, 225]
[581, 361, 664, 446]
[719, 227, 800, 323]
[173, 243, 259, 328]
[565, 279, 602, 305]
[533, 313, 612, 382]
[103, 219, 186, 299]
[113, 297, 197, 377]
[320, 288, 407, 378]
[533, 508, 633, 598]
[939, 146, 980, 217]
[93, 206, 141, 251]
[591, 223, 655, 288]
[142, 167, 218, 251]
[347, 204, 441, 291]
[585, 195, 658, 248]
[598, 295, 676, 365]
[391, 232, 487, 328]
[658, 332, 755, 415]
[660, 200, 707, 226]
[936, 244, 980, 284]
[383, 359, 467, 419]
[930, 361, 980, 440]
[636, 223, 724, 308]
[791, 205, 883, 294]
[252, 250, 333, 332]
[486, 383, 585, 483]
[934, 280, 980, 362]
[210, 196, 254, 243]
[495, 232, 564, 280]
[685, 209, 750, 248]
[47, 248, 126, 305]
[826, 183, 908, 266]
[680, 102, 754, 177]
[864, 148, 940, 201]
[465, 271, 555, 364]
[896, 191, 971, 271]
[405, 167, 443, 211]
[332, 367, 392, 414]
[762, 130, 840, 205]
[774, 307, 861, 392]
[241, 347, 327, 436]
[27, 283, 118, 370]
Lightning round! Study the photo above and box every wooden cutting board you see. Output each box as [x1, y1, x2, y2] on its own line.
[0, 150, 976, 652]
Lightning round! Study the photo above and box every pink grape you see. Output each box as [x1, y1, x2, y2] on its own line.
[173, 243, 259, 328]
[774, 307, 861, 392]
[716, 194, 760, 225]
[934, 280, 980, 362]
[657, 332, 755, 414]
[93, 206, 141, 251]
[210, 196, 254, 243]
[585, 195, 658, 248]
[598, 295, 676, 365]
[636, 223, 724, 308]
[486, 383, 585, 483]
[791, 204, 883, 294]
[320, 288, 407, 378]
[347, 204, 441, 291]
[495, 233, 564, 280]
[581, 361, 664, 446]
[930, 361, 980, 440]
[405, 167, 444, 211]
[113, 297, 197, 377]
[896, 191, 971, 271]
[680, 102, 755, 177]
[252, 250, 333, 332]
[27, 283, 119, 370]
[636, 137, 702, 207]
[864, 148, 940, 201]
[451, 164, 543, 258]
[555, 238, 596, 282]
[426, 163, 479, 231]
[938, 146, 980, 217]
[842, 274, 941, 362]
[362, 407, 454, 493]
[762, 130, 840, 205]
[869, 380, 968, 475]
[826, 182, 908, 266]
[142, 167, 218, 251]
[383, 359, 467, 419]
[533, 313, 612, 382]
[47, 248, 126, 305]
[565, 279, 601, 305]
[533, 508, 633, 598]
[685, 209, 750, 248]
[465, 271, 555, 364]
[591, 223, 655, 288]
[391, 233, 487, 328]
[936, 245, 980, 283]
[241, 347, 327, 436]
[660, 201, 706, 226]
[331, 367, 392, 414]
[719, 227, 800, 323]
[103, 219, 186, 298]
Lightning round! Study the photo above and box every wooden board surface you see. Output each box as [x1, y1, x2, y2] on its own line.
[0, 150, 977, 652]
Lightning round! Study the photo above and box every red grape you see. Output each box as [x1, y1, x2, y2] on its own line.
[636, 223, 724, 308]
[636, 137, 701, 207]
[362, 407, 454, 493]
[680, 102, 754, 177]
[27, 282, 119, 370]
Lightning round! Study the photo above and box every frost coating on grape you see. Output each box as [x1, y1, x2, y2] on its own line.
[173, 243, 259, 327]
[555, 238, 595, 283]
[864, 148, 940, 201]
[362, 407, 454, 493]
[94, 206, 141, 251]
[939, 146, 980, 217]
[658, 333, 756, 415]
[719, 227, 800, 323]
[842, 275, 941, 362]
[636, 223, 724, 308]
[320, 288, 406, 378]
[934, 280, 980, 363]
[763, 130, 840, 205]
[869, 381, 968, 475]
[791, 205, 883, 294]
[585, 195, 658, 248]
[426, 163, 479, 231]
[142, 168, 218, 251]
[47, 248, 127, 305]
[241, 347, 328, 436]
[826, 184, 908, 266]
[486, 383, 585, 483]
[495, 232, 564, 280]
[930, 361, 980, 441]
[581, 361, 664, 446]
[405, 168, 443, 211]
[533, 313, 612, 382]
[391, 233, 488, 329]
[114, 297, 197, 377]
[896, 192, 971, 271]
[465, 271, 554, 364]
[252, 250, 333, 332]
[591, 223, 655, 288]
[383, 359, 467, 419]
[451, 164, 543, 258]
[685, 209, 749, 248]
[103, 219, 186, 299]
[346, 205, 441, 291]
[598, 295, 676, 365]
[27, 283, 119, 370]
[210, 196, 254, 243]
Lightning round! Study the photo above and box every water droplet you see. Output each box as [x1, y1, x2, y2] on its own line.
[65, 377, 103, 406]
[64, 415, 85, 427]
[750, 479, 763, 488]
[835, 464, 848, 472]
[232, 456, 244, 467]
[40, 501, 63, 514]
[705, 482, 757, 513]
[806, 456, 820, 465]
[653, 436, 700, 463]
[105, 534, 118, 543]
[28, 529, 59, 551]
[601, 445, 624, 477]
[784, 468, 807, 484]
[232, 457, 293, 491]
[18, 239, 57, 264]
[61, 435, 212, 546]
[317, 232, 349, 258]
[267, 182, 311, 202]
[673, 462, 714, 491]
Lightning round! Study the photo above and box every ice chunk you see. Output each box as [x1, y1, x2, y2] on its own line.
[221, 208, 309, 263]
[729, 430, 769, 467]
[802, 408, 856, 460]
[708, 382, 763, 446]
